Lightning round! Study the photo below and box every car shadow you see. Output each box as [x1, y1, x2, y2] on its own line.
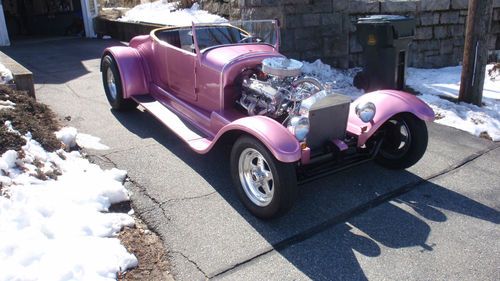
[111, 107, 499, 280]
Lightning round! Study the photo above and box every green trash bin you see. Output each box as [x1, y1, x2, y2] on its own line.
[353, 15, 416, 92]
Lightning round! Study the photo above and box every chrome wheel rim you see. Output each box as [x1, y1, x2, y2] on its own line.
[238, 148, 274, 207]
[106, 67, 117, 100]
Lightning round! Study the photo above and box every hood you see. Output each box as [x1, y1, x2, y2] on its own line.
[201, 44, 282, 72]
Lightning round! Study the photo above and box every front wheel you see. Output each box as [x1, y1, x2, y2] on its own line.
[230, 135, 298, 219]
[375, 113, 428, 169]
[101, 55, 137, 111]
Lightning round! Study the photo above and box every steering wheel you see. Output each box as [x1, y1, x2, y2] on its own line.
[238, 36, 263, 43]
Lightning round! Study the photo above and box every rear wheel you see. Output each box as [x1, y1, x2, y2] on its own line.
[375, 113, 428, 169]
[230, 135, 298, 219]
[101, 55, 137, 111]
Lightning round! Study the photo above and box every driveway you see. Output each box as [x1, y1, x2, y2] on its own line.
[3, 38, 499, 280]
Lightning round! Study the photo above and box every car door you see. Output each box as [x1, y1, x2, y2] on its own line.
[166, 29, 196, 101]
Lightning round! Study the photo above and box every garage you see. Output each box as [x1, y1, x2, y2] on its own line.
[0, 0, 98, 45]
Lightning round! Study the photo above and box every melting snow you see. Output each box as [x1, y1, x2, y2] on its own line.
[0, 62, 13, 84]
[301, 59, 500, 141]
[56, 127, 110, 150]
[118, 1, 227, 26]
[0, 100, 15, 110]
[0, 126, 137, 281]
[407, 65, 499, 141]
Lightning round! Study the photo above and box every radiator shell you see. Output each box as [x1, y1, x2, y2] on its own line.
[307, 94, 351, 149]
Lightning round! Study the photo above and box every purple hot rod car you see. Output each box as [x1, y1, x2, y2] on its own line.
[101, 20, 434, 218]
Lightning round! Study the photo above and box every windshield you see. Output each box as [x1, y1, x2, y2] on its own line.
[193, 20, 279, 52]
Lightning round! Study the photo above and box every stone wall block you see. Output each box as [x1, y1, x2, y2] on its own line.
[452, 47, 464, 64]
[440, 39, 454, 54]
[434, 26, 450, 39]
[440, 11, 460, 24]
[311, 0, 333, 13]
[332, 0, 349, 11]
[381, 0, 417, 13]
[451, 0, 468, 9]
[419, 12, 441, 26]
[303, 49, 323, 60]
[320, 25, 338, 36]
[420, 0, 450, 11]
[295, 39, 321, 51]
[418, 40, 440, 51]
[294, 27, 320, 40]
[281, 29, 295, 51]
[324, 35, 349, 57]
[349, 0, 379, 14]
[285, 14, 303, 28]
[284, 4, 314, 15]
[450, 24, 465, 36]
[302, 14, 321, 27]
[321, 13, 342, 26]
[488, 35, 497, 49]
[494, 9, 500, 21]
[453, 36, 464, 47]
[491, 21, 500, 33]
[245, 0, 261, 7]
[416, 26, 433, 40]
[282, 0, 310, 4]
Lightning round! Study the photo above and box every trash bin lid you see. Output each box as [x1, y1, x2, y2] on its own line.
[358, 15, 410, 23]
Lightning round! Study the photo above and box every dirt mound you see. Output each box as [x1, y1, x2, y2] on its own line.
[0, 86, 61, 154]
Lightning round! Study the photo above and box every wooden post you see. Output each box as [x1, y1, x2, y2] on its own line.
[459, 0, 493, 106]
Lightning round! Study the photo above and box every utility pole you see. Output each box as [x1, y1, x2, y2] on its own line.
[459, 0, 493, 106]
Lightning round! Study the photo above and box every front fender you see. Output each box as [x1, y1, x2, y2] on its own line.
[102, 46, 148, 98]
[347, 90, 435, 146]
[215, 116, 301, 163]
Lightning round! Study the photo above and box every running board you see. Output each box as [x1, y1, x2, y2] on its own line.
[132, 95, 212, 152]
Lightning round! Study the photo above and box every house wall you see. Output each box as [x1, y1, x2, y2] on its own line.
[199, 0, 500, 69]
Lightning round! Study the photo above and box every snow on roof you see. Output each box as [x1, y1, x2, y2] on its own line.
[118, 1, 227, 26]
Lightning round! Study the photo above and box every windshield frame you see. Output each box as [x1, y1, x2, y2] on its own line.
[191, 19, 280, 54]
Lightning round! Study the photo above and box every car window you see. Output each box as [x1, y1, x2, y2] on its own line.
[195, 26, 243, 51]
[156, 28, 194, 53]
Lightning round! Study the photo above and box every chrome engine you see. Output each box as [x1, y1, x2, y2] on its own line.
[238, 57, 324, 118]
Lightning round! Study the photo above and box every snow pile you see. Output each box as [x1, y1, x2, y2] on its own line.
[301, 59, 500, 141]
[0, 62, 13, 84]
[407, 65, 500, 141]
[119, 1, 227, 26]
[0, 100, 15, 110]
[0, 126, 137, 281]
[56, 127, 110, 150]
[301, 59, 363, 98]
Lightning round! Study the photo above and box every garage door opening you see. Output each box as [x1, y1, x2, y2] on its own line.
[3, 0, 85, 41]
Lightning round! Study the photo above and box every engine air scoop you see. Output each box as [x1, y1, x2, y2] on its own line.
[262, 57, 303, 77]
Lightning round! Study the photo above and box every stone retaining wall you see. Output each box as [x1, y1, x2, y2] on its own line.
[199, 0, 500, 69]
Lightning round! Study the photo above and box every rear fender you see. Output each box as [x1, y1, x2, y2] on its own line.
[216, 116, 301, 163]
[102, 46, 148, 98]
[347, 90, 435, 146]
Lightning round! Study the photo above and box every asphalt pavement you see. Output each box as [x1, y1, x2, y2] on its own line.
[2, 38, 499, 281]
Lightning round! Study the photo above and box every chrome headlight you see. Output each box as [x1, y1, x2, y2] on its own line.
[288, 116, 310, 141]
[355, 102, 376, 123]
